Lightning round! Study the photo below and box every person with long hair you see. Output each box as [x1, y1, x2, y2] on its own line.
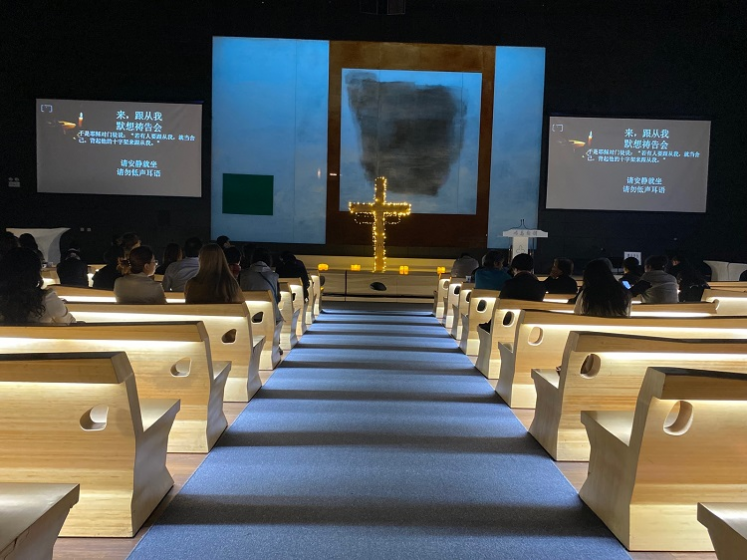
[575, 258, 632, 317]
[113, 245, 166, 304]
[185, 243, 243, 304]
[0, 247, 75, 323]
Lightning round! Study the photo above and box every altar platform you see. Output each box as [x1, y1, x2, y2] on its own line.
[299, 255, 453, 303]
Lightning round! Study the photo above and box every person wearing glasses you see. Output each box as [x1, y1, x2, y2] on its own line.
[113, 245, 166, 304]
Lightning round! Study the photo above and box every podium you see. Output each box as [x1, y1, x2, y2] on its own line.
[502, 228, 548, 258]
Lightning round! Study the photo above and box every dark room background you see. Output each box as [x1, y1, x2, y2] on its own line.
[1, 0, 745, 273]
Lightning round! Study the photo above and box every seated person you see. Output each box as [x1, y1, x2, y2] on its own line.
[0, 247, 75, 324]
[92, 244, 123, 290]
[474, 250, 510, 291]
[500, 253, 545, 301]
[619, 256, 643, 289]
[163, 237, 201, 292]
[18, 233, 45, 264]
[224, 246, 242, 279]
[185, 243, 243, 304]
[630, 255, 678, 304]
[239, 247, 282, 324]
[574, 259, 631, 317]
[113, 246, 166, 304]
[56, 247, 89, 286]
[543, 257, 578, 294]
[275, 251, 310, 300]
[676, 261, 710, 302]
[450, 253, 480, 279]
[155, 243, 182, 276]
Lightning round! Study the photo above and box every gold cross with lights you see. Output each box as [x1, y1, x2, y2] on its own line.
[349, 176, 411, 272]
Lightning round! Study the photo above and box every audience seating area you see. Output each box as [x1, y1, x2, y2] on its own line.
[433, 278, 747, 554]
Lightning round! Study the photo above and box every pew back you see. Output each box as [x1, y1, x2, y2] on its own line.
[0, 321, 228, 453]
[500, 310, 747, 408]
[66, 301, 266, 400]
[530, 331, 747, 461]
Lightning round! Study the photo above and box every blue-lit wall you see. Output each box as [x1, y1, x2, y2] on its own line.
[212, 37, 329, 243]
[488, 47, 546, 248]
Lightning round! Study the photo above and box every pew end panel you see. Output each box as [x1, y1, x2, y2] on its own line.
[450, 283, 474, 341]
[0, 352, 179, 537]
[580, 366, 747, 551]
[0, 482, 80, 560]
[433, 277, 449, 319]
[698, 502, 747, 560]
[459, 289, 499, 357]
[279, 282, 300, 350]
[279, 277, 308, 336]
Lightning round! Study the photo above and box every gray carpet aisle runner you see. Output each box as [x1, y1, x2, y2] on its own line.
[128, 305, 630, 559]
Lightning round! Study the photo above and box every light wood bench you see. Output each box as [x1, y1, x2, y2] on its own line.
[66, 301, 267, 400]
[0, 322, 229, 453]
[0, 352, 179, 537]
[476, 300, 720, 381]
[703, 289, 747, 315]
[306, 275, 317, 325]
[530, 332, 747, 461]
[458, 289, 500, 359]
[580, 366, 747, 551]
[498, 309, 746, 408]
[450, 282, 474, 340]
[698, 502, 747, 560]
[443, 278, 466, 330]
[310, 274, 322, 318]
[52, 285, 186, 303]
[708, 281, 747, 292]
[279, 277, 308, 336]
[278, 282, 300, 351]
[0, 483, 79, 560]
[432, 276, 450, 319]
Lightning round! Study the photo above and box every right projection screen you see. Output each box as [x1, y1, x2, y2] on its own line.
[546, 116, 711, 212]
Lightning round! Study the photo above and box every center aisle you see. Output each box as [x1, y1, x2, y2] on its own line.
[128, 305, 630, 559]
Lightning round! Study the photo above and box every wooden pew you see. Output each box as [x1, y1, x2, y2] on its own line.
[0, 322, 229, 453]
[498, 309, 746, 408]
[458, 289, 499, 359]
[52, 285, 185, 303]
[579, 366, 747, 551]
[708, 281, 747, 292]
[698, 502, 747, 560]
[433, 276, 450, 320]
[306, 275, 317, 325]
[444, 279, 466, 330]
[0, 483, 79, 560]
[475, 299, 577, 379]
[278, 282, 300, 351]
[477, 300, 721, 380]
[66, 301, 267, 400]
[450, 282, 474, 340]
[279, 277, 307, 336]
[703, 289, 747, 315]
[0, 352, 179, 537]
[530, 332, 747, 461]
[310, 273, 322, 318]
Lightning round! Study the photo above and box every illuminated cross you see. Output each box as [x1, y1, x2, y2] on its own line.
[349, 176, 411, 273]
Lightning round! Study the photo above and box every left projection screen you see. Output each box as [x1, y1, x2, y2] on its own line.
[36, 99, 202, 197]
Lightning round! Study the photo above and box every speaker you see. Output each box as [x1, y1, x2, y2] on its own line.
[360, 0, 405, 15]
